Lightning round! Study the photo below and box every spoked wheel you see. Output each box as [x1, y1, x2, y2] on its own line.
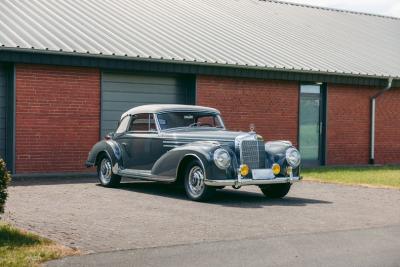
[97, 156, 121, 187]
[184, 160, 215, 201]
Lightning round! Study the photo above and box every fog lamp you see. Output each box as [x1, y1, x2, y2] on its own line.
[272, 163, 281, 175]
[240, 164, 249, 177]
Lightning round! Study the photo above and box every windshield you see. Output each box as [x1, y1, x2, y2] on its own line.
[157, 111, 224, 131]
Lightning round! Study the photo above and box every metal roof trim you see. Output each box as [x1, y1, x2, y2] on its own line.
[1, 46, 398, 80]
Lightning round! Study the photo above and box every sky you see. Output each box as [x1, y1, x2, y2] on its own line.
[288, 0, 400, 18]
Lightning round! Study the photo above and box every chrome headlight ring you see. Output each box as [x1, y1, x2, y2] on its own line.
[285, 147, 301, 168]
[213, 148, 231, 170]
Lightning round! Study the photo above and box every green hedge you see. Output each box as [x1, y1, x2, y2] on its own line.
[0, 159, 11, 214]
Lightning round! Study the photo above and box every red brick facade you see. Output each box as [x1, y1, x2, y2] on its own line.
[375, 87, 400, 164]
[196, 75, 299, 146]
[12, 67, 399, 174]
[15, 64, 100, 173]
[327, 84, 400, 165]
[198, 76, 400, 166]
[326, 84, 376, 165]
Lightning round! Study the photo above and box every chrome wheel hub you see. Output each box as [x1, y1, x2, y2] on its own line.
[99, 158, 112, 184]
[188, 166, 205, 197]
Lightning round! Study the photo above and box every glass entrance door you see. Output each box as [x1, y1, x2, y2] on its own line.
[299, 84, 324, 166]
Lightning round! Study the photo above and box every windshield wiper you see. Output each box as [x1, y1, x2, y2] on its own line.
[188, 122, 200, 127]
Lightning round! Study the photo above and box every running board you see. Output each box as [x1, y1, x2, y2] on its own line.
[113, 164, 175, 182]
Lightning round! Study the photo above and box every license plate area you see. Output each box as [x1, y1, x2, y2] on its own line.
[251, 169, 275, 180]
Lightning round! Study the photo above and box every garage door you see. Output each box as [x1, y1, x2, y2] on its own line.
[0, 66, 6, 159]
[101, 73, 194, 136]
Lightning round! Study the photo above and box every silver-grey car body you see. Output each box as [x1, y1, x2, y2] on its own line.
[86, 104, 301, 200]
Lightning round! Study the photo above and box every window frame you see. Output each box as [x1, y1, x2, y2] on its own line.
[127, 113, 159, 134]
[154, 111, 225, 132]
[115, 115, 131, 134]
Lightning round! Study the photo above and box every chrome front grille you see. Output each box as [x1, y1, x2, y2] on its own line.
[240, 140, 265, 169]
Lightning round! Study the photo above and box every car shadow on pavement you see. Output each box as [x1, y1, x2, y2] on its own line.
[113, 181, 332, 208]
[10, 176, 97, 186]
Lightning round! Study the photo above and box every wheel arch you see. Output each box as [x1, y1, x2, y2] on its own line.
[86, 139, 123, 170]
[95, 150, 111, 166]
[176, 154, 207, 185]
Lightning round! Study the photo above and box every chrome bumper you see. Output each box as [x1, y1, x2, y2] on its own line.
[204, 176, 302, 187]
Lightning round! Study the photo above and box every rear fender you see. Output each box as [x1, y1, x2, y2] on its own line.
[85, 140, 123, 171]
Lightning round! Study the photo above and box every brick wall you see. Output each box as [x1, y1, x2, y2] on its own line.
[13, 67, 399, 173]
[327, 84, 400, 165]
[15, 64, 100, 173]
[198, 77, 400, 166]
[375, 87, 400, 164]
[326, 84, 375, 165]
[196, 75, 299, 146]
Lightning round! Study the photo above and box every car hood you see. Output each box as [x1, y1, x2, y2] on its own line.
[161, 129, 247, 143]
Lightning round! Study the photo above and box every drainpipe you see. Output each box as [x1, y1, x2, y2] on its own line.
[369, 77, 393, 165]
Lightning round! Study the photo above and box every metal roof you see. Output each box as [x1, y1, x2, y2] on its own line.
[122, 104, 220, 118]
[0, 0, 399, 79]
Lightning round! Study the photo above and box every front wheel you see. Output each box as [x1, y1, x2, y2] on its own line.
[97, 156, 121, 187]
[259, 183, 291, 198]
[184, 160, 215, 201]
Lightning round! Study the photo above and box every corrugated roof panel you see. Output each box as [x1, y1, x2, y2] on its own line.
[0, 0, 399, 78]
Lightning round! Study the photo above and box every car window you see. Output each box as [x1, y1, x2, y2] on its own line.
[115, 115, 130, 134]
[157, 112, 224, 130]
[128, 113, 157, 132]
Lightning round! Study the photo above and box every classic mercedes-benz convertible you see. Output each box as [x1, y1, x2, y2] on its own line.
[86, 104, 301, 201]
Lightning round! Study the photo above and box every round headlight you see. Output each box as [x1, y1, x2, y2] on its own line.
[285, 147, 301, 168]
[213, 148, 231, 170]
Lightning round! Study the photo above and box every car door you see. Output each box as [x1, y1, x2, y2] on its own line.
[115, 113, 159, 170]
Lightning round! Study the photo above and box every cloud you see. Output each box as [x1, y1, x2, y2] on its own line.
[289, 0, 400, 17]
[387, 2, 400, 17]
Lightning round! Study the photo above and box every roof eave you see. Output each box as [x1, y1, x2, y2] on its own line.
[1, 47, 399, 86]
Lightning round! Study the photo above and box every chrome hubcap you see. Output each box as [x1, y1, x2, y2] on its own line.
[188, 166, 205, 197]
[99, 158, 112, 184]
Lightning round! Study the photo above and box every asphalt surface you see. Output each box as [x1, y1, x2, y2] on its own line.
[3, 177, 400, 266]
[48, 225, 400, 267]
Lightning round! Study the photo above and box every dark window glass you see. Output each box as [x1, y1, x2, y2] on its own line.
[157, 112, 223, 130]
[299, 84, 321, 162]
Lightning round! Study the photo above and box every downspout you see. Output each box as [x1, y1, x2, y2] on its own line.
[369, 77, 393, 164]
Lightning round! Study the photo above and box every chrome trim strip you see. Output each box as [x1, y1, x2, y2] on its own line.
[163, 145, 179, 148]
[115, 166, 175, 182]
[162, 137, 233, 142]
[204, 176, 302, 186]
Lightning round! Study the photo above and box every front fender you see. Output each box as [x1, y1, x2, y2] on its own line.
[265, 140, 300, 176]
[85, 140, 123, 169]
[151, 141, 237, 181]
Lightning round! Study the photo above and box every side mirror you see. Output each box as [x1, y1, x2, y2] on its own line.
[105, 132, 115, 140]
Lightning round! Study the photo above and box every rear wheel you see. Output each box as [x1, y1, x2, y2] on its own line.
[97, 156, 121, 187]
[259, 183, 291, 198]
[184, 160, 215, 201]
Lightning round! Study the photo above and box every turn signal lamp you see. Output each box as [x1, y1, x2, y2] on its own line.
[240, 164, 249, 176]
[272, 163, 281, 175]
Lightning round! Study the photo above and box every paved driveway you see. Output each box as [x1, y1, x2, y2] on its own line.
[4, 177, 400, 255]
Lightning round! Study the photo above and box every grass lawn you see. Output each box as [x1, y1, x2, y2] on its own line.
[302, 165, 400, 189]
[0, 222, 78, 267]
